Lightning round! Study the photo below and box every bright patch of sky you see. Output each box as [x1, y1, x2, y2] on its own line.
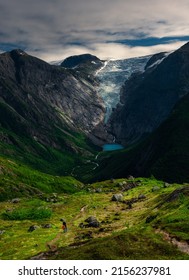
[0, 0, 189, 60]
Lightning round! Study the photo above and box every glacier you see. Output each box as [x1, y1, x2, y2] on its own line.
[95, 55, 152, 123]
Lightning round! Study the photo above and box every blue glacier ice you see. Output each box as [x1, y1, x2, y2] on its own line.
[95, 55, 151, 123]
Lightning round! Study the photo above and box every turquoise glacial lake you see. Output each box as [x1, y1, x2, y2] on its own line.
[103, 143, 124, 151]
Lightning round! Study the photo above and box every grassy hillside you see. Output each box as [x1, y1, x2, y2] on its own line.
[0, 176, 189, 259]
[90, 94, 189, 184]
[0, 157, 83, 201]
[0, 119, 98, 177]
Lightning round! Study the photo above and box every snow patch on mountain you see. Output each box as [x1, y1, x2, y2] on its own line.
[147, 52, 172, 69]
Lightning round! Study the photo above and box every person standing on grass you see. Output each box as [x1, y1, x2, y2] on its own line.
[60, 218, 67, 233]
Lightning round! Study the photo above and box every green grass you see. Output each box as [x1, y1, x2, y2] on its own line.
[0, 176, 189, 260]
[0, 129, 89, 177]
[149, 187, 189, 241]
[0, 98, 98, 179]
[0, 156, 83, 201]
[2, 207, 52, 220]
[51, 227, 189, 260]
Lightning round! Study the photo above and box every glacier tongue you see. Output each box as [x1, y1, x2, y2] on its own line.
[95, 55, 152, 123]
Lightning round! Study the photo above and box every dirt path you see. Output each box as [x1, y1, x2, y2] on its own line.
[46, 232, 62, 251]
[45, 205, 89, 252]
[156, 229, 189, 255]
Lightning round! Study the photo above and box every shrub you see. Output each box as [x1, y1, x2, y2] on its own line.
[2, 207, 52, 220]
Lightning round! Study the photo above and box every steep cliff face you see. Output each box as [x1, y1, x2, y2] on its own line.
[60, 53, 114, 144]
[0, 49, 106, 146]
[0, 49, 108, 174]
[109, 42, 189, 146]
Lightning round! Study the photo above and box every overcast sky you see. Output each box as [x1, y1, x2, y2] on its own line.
[0, 0, 189, 61]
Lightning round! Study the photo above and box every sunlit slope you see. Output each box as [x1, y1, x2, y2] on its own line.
[1, 177, 189, 260]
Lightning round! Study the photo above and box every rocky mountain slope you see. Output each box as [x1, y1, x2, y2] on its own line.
[60, 53, 152, 143]
[109, 42, 189, 145]
[89, 42, 189, 184]
[0, 50, 106, 138]
[61, 53, 103, 75]
[93, 93, 189, 183]
[0, 49, 107, 174]
[1, 43, 189, 183]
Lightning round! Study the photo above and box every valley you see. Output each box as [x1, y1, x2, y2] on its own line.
[1, 42, 189, 260]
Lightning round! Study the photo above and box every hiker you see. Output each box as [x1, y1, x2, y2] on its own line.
[60, 219, 67, 233]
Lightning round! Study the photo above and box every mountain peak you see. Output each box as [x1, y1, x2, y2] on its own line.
[10, 49, 28, 57]
[61, 53, 101, 68]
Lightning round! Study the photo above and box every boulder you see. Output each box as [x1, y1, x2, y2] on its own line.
[122, 182, 137, 191]
[123, 197, 138, 205]
[128, 175, 135, 180]
[42, 224, 52, 228]
[85, 216, 100, 228]
[46, 197, 58, 203]
[138, 194, 146, 200]
[11, 198, 20, 203]
[117, 182, 123, 187]
[28, 225, 39, 232]
[79, 223, 85, 228]
[164, 182, 170, 188]
[111, 193, 123, 202]
[152, 186, 160, 192]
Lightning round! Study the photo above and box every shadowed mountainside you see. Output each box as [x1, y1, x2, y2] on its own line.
[109, 42, 189, 146]
[92, 94, 189, 183]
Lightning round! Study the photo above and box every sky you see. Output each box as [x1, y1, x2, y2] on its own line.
[0, 0, 189, 62]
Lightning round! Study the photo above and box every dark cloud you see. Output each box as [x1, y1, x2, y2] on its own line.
[108, 36, 189, 47]
[0, 0, 189, 59]
[156, 20, 167, 24]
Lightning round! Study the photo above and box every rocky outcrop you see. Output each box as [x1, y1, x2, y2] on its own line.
[28, 225, 39, 232]
[84, 216, 100, 228]
[61, 53, 103, 71]
[144, 52, 168, 70]
[159, 186, 189, 205]
[0, 49, 107, 150]
[111, 193, 123, 202]
[79, 216, 100, 228]
[109, 42, 189, 146]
